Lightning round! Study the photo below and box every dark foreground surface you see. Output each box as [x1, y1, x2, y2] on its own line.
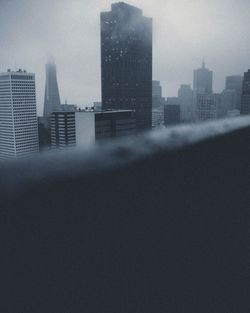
[0, 121, 249, 313]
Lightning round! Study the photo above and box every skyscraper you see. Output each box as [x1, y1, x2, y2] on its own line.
[225, 75, 243, 111]
[226, 75, 243, 94]
[0, 69, 39, 159]
[152, 80, 165, 109]
[43, 58, 61, 117]
[178, 84, 194, 123]
[101, 2, 152, 131]
[219, 89, 237, 118]
[193, 60, 213, 95]
[240, 70, 250, 115]
[152, 80, 162, 98]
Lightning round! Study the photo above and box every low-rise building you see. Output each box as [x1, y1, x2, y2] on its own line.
[50, 110, 136, 150]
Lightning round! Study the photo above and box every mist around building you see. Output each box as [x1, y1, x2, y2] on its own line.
[0, 2, 250, 160]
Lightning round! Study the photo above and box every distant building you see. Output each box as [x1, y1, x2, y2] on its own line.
[50, 110, 136, 150]
[43, 59, 61, 117]
[219, 89, 237, 118]
[225, 75, 243, 110]
[178, 84, 194, 123]
[240, 70, 250, 115]
[152, 108, 164, 128]
[227, 109, 240, 118]
[0, 70, 39, 159]
[93, 102, 102, 111]
[197, 94, 219, 121]
[152, 81, 165, 107]
[152, 80, 165, 127]
[50, 112, 76, 150]
[193, 60, 213, 96]
[38, 116, 51, 151]
[152, 80, 162, 98]
[219, 75, 243, 117]
[152, 81, 164, 108]
[164, 98, 181, 126]
[101, 2, 152, 131]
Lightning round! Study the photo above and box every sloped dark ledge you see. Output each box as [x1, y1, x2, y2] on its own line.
[0, 116, 249, 313]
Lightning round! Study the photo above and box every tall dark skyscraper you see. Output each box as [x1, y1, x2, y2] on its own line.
[43, 58, 61, 117]
[101, 2, 153, 131]
[193, 60, 213, 95]
[240, 70, 250, 115]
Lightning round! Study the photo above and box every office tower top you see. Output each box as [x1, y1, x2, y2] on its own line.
[43, 58, 61, 117]
[0, 70, 39, 159]
[101, 2, 152, 131]
[240, 70, 250, 115]
[193, 60, 213, 95]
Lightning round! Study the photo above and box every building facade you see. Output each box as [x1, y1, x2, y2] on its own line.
[225, 75, 243, 110]
[193, 61, 213, 96]
[219, 89, 238, 118]
[178, 84, 194, 123]
[152, 81, 165, 108]
[152, 108, 164, 128]
[43, 59, 61, 117]
[50, 112, 76, 150]
[101, 2, 152, 131]
[50, 110, 136, 149]
[197, 94, 219, 121]
[240, 70, 250, 115]
[152, 80, 165, 127]
[0, 70, 39, 159]
[219, 75, 243, 117]
[164, 98, 181, 126]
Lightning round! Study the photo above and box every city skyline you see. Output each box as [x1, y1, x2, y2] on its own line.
[0, 0, 249, 115]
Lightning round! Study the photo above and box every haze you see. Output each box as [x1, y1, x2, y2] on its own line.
[0, 0, 249, 115]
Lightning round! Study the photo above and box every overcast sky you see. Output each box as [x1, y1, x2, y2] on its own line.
[0, 0, 249, 115]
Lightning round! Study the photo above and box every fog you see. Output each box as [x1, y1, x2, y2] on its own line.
[1, 116, 250, 194]
[0, 0, 249, 115]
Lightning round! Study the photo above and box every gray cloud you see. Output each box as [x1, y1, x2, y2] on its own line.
[0, 0, 249, 115]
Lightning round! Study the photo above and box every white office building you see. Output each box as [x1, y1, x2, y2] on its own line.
[0, 70, 39, 159]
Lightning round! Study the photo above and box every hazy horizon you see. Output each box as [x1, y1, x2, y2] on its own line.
[0, 0, 249, 115]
